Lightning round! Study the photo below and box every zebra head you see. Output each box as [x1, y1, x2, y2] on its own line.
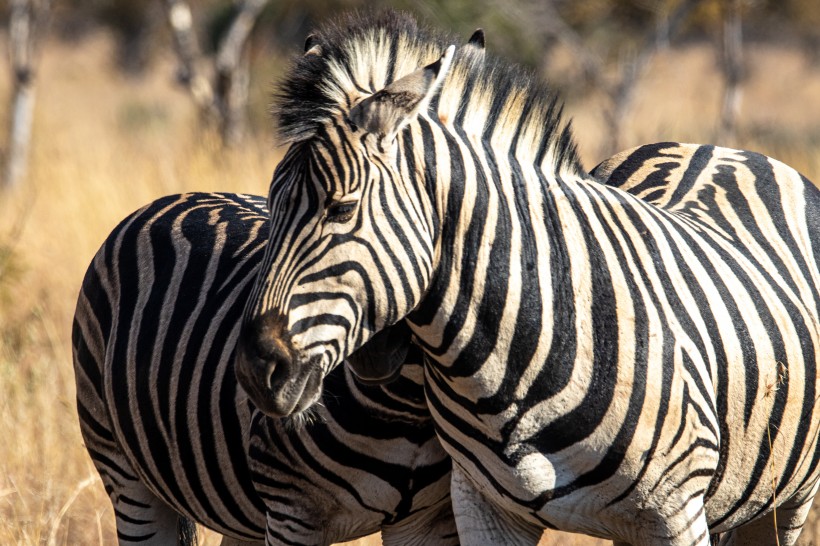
[236, 13, 479, 417]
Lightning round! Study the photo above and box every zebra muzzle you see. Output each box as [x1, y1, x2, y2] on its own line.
[236, 312, 323, 417]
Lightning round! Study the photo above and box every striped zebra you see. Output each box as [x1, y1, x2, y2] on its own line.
[233, 10, 820, 546]
[72, 192, 457, 545]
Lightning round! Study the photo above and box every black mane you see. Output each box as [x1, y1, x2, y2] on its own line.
[273, 9, 582, 175]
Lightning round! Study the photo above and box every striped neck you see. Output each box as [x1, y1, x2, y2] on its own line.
[407, 126, 593, 402]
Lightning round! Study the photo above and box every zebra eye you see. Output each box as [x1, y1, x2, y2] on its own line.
[325, 200, 358, 223]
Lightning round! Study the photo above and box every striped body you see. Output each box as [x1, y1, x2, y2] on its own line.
[418, 140, 820, 544]
[234, 12, 820, 546]
[589, 143, 820, 545]
[72, 192, 456, 545]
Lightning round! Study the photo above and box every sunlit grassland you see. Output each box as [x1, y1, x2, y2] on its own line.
[1, 30, 819, 545]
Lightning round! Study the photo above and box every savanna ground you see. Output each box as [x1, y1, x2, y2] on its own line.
[2, 30, 820, 546]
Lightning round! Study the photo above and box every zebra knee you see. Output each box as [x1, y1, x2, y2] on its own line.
[450, 468, 542, 545]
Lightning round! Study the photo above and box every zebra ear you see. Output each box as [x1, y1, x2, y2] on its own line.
[463, 29, 485, 64]
[304, 33, 322, 56]
[467, 29, 485, 49]
[349, 45, 455, 142]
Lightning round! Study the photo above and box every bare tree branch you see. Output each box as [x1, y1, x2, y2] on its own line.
[164, 0, 216, 117]
[521, 0, 606, 86]
[718, 0, 745, 145]
[494, 0, 703, 153]
[164, 0, 269, 146]
[489, 0, 706, 155]
[215, 0, 268, 73]
[606, 0, 705, 153]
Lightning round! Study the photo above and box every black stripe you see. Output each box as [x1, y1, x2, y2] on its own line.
[666, 145, 714, 207]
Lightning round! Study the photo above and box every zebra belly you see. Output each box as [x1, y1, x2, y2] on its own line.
[428, 332, 820, 540]
[443, 426, 712, 537]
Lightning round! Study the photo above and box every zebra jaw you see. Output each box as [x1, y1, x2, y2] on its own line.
[346, 321, 413, 385]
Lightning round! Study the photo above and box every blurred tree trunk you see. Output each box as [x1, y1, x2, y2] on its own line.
[718, 0, 745, 146]
[504, 0, 704, 155]
[214, 0, 267, 146]
[605, 0, 704, 154]
[165, 0, 218, 115]
[105, 0, 161, 76]
[165, 0, 268, 147]
[4, 0, 51, 189]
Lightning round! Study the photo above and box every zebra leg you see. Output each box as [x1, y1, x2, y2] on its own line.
[79, 405, 190, 544]
[717, 479, 820, 546]
[450, 466, 542, 546]
[92, 458, 194, 546]
[78, 391, 192, 543]
[107, 473, 194, 545]
[381, 495, 460, 546]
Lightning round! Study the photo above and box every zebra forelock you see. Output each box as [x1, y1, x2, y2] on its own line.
[273, 9, 583, 176]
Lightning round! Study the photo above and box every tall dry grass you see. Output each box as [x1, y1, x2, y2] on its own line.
[0, 29, 819, 546]
[0, 33, 276, 546]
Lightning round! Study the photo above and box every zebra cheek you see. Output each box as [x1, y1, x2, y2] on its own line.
[346, 321, 413, 384]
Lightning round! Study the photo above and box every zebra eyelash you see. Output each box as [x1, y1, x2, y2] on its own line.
[325, 200, 358, 223]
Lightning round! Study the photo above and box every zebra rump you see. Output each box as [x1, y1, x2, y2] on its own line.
[71, 192, 456, 545]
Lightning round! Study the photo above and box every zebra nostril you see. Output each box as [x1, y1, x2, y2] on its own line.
[237, 336, 285, 407]
[241, 332, 287, 371]
[252, 335, 293, 372]
[241, 311, 293, 362]
[250, 336, 281, 367]
[237, 311, 295, 393]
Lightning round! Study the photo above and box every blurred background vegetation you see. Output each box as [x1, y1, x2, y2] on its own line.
[32, 0, 820, 70]
[6, 0, 820, 163]
[1, 1, 820, 544]
[5, 0, 820, 176]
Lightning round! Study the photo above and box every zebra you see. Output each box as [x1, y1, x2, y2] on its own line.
[72, 191, 458, 545]
[233, 9, 820, 546]
[590, 141, 729, 206]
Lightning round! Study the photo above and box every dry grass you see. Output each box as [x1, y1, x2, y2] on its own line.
[0, 32, 274, 546]
[0, 29, 819, 546]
